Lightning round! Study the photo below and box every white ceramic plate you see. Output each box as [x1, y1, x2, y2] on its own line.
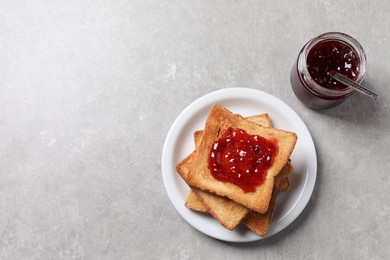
[161, 88, 317, 242]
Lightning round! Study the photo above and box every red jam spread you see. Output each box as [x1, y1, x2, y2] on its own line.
[208, 127, 278, 193]
[307, 40, 360, 90]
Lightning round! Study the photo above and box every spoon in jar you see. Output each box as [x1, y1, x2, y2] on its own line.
[329, 71, 378, 99]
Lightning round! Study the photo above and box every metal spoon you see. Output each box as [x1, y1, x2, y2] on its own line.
[329, 71, 378, 99]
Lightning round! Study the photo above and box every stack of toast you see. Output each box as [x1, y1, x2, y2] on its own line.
[176, 104, 297, 236]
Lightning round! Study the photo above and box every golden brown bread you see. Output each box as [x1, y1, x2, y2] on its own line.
[178, 114, 292, 230]
[185, 188, 208, 212]
[186, 104, 297, 213]
[176, 106, 297, 234]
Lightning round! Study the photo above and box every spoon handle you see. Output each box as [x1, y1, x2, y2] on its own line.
[329, 72, 378, 99]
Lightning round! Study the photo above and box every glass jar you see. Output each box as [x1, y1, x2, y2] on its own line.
[290, 32, 367, 109]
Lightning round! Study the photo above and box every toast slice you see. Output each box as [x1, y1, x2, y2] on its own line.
[186, 114, 273, 229]
[178, 114, 292, 230]
[184, 114, 289, 213]
[187, 104, 297, 213]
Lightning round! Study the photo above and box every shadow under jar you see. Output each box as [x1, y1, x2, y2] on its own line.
[290, 32, 367, 109]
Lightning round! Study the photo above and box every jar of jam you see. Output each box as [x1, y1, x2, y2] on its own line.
[290, 32, 367, 109]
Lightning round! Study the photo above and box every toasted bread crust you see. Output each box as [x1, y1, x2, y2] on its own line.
[185, 189, 208, 212]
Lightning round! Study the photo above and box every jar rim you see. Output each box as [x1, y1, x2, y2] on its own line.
[297, 32, 367, 98]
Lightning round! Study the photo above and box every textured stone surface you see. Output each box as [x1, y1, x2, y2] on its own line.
[0, 0, 389, 259]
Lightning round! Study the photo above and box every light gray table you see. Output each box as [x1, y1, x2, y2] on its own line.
[1, 1, 389, 259]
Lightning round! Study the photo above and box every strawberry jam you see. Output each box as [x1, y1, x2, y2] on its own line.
[290, 32, 367, 109]
[208, 127, 278, 193]
[307, 40, 360, 90]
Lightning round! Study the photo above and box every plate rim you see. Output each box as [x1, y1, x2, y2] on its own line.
[161, 87, 317, 242]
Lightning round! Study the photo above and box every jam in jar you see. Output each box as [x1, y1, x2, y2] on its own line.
[290, 32, 367, 109]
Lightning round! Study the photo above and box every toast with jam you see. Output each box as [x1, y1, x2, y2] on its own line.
[185, 104, 297, 214]
[176, 111, 294, 234]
